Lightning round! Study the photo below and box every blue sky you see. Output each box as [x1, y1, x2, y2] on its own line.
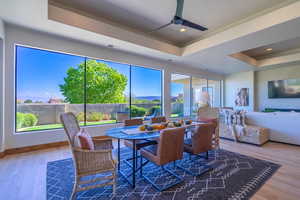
[16, 46, 163, 102]
[171, 83, 184, 97]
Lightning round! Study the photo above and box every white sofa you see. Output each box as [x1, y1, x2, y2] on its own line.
[245, 112, 300, 145]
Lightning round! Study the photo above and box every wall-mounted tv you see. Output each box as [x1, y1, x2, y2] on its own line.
[268, 79, 300, 98]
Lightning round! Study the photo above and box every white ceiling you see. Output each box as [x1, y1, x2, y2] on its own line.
[51, 0, 286, 46]
[1, 0, 300, 75]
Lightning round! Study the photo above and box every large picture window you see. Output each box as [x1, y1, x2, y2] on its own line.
[15, 45, 162, 132]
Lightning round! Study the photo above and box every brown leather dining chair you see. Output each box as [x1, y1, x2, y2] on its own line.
[140, 127, 185, 191]
[150, 116, 167, 124]
[177, 123, 215, 176]
[197, 118, 219, 149]
[123, 119, 157, 167]
[124, 118, 143, 127]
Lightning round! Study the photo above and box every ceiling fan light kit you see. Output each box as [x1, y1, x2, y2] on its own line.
[150, 0, 208, 33]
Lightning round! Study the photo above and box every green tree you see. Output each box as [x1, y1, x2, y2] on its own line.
[24, 99, 33, 103]
[59, 60, 128, 104]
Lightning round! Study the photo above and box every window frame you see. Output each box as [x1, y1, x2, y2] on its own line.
[14, 44, 163, 133]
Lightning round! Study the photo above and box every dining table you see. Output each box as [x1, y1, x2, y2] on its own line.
[105, 121, 206, 188]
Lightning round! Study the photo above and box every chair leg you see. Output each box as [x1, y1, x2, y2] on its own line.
[141, 161, 183, 191]
[112, 171, 116, 196]
[140, 155, 143, 176]
[177, 153, 212, 177]
[135, 149, 138, 168]
[70, 178, 78, 200]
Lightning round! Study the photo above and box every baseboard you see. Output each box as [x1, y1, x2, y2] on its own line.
[0, 135, 110, 158]
[269, 140, 300, 147]
[221, 137, 300, 147]
[0, 151, 5, 158]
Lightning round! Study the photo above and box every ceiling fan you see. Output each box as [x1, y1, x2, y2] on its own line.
[150, 0, 208, 33]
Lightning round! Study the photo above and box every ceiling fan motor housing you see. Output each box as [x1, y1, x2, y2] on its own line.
[173, 16, 184, 25]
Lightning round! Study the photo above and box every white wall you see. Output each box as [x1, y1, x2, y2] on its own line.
[255, 64, 300, 111]
[3, 24, 223, 149]
[224, 64, 300, 112]
[0, 19, 4, 39]
[0, 19, 5, 152]
[224, 71, 255, 111]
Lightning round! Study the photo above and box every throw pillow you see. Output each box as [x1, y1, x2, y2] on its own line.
[74, 128, 95, 150]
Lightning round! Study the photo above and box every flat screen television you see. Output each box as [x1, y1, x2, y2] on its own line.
[268, 79, 300, 98]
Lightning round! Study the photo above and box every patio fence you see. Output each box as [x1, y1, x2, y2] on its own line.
[17, 103, 182, 125]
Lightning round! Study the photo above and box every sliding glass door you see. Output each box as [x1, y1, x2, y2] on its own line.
[170, 74, 222, 118]
[192, 77, 208, 117]
[208, 79, 222, 108]
[171, 74, 191, 117]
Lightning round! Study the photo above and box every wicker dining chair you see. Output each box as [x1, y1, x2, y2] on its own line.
[60, 112, 117, 200]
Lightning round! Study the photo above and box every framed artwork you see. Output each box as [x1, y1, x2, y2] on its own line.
[235, 88, 249, 106]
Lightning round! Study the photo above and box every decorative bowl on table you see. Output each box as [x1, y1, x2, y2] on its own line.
[185, 120, 192, 125]
[139, 125, 146, 131]
[152, 124, 165, 130]
[166, 122, 174, 128]
[145, 125, 154, 131]
[173, 122, 182, 127]
[161, 122, 168, 128]
[139, 124, 164, 132]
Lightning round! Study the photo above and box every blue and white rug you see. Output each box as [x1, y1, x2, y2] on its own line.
[47, 148, 280, 200]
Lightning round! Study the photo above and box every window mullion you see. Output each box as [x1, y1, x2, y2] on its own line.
[84, 57, 87, 126]
[129, 65, 132, 119]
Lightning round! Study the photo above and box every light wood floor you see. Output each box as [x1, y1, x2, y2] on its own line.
[0, 140, 299, 200]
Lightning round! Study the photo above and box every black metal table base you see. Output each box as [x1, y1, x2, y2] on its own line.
[117, 139, 139, 188]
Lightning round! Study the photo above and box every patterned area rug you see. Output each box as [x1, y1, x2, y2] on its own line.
[47, 148, 280, 200]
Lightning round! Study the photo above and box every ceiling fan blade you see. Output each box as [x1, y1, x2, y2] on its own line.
[176, 0, 184, 18]
[182, 18, 208, 31]
[148, 21, 173, 33]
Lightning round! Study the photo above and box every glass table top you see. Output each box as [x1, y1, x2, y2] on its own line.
[105, 126, 161, 140]
[105, 122, 206, 140]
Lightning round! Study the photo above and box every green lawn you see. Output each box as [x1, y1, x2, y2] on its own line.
[170, 114, 180, 118]
[18, 120, 116, 132]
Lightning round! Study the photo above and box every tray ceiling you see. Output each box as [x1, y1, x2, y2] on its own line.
[51, 0, 286, 46]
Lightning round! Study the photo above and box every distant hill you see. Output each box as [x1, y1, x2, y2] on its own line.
[135, 96, 161, 101]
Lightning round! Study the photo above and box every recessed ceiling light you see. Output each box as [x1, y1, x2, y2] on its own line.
[266, 48, 273, 51]
[179, 28, 187, 32]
